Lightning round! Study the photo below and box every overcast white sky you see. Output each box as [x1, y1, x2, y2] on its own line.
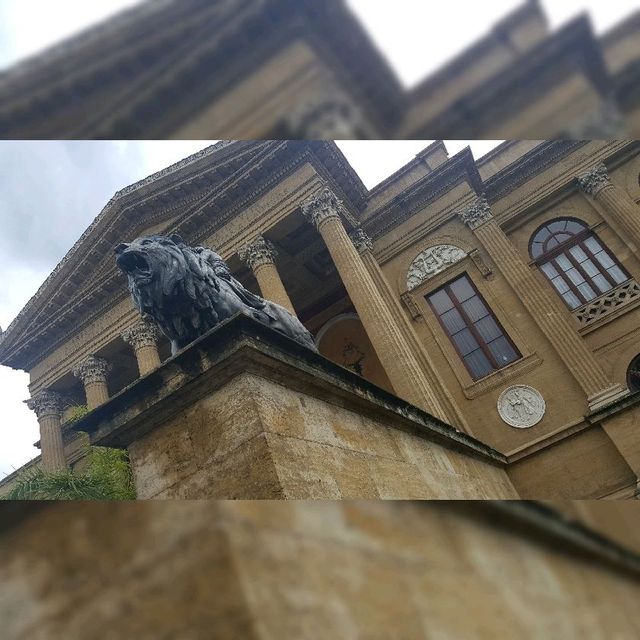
[0, 1, 637, 82]
[0, 140, 501, 477]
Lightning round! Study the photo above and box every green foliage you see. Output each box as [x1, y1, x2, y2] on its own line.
[3, 447, 136, 501]
[64, 404, 90, 424]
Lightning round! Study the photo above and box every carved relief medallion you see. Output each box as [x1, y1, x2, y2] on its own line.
[497, 385, 546, 428]
[407, 244, 467, 290]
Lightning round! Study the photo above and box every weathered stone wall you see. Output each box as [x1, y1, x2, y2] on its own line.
[129, 371, 517, 499]
[0, 503, 257, 640]
[1, 502, 639, 639]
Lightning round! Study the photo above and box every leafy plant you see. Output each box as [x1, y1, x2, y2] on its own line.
[64, 404, 90, 424]
[2, 447, 136, 501]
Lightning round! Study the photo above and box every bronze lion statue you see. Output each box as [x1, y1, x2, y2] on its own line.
[115, 234, 317, 355]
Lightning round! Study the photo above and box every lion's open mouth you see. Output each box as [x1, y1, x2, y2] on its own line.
[117, 250, 151, 276]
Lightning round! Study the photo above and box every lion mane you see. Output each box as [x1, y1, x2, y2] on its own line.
[115, 234, 317, 354]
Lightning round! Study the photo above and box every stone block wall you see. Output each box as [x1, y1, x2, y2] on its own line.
[129, 372, 517, 499]
[1, 502, 639, 639]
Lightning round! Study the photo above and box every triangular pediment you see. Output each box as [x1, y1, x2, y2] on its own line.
[0, 140, 368, 370]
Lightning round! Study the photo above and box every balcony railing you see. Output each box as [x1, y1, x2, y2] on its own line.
[573, 280, 640, 327]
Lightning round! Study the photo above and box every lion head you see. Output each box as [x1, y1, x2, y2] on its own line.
[115, 234, 221, 349]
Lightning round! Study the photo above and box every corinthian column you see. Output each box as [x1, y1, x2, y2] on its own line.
[238, 236, 296, 315]
[459, 196, 626, 411]
[350, 229, 467, 429]
[122, 319, 161, 376]
[577, 163, 640, 254]
[301, 187, 445, 416]
[25, 390, 67, 472]
[73, 356, 112, 409]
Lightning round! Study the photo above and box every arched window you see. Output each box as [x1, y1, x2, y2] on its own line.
[627, 354, 640, 393]
[529, 218, 629, 310]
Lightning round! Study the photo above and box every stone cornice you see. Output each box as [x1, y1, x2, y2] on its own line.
[407, 17, 611, 138]
[0, 1, 264, 134]
[485, 141, 639, 232]
[0, 0, 403, 139]
[175, 142, 365, 246]
[483, 141, 586, 202]
[361, 147, 483, 239]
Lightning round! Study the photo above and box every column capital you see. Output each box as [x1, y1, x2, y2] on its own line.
[287, 96, 363, 139]
[301, 187, 343, 230]
[577, 163, 611, 196]
[73, 355, 112, 385]
[458, 196, 493, 230]
[238, 235, 278, 271]
[350, 228, 373, 254]
[122, 319, 160, 350]
[25, 389, 64, 419]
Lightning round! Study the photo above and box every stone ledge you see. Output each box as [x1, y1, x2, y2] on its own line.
[71, 313, 507, 467]
[462, 501, 640, 579]
[586, 388, 640, 424]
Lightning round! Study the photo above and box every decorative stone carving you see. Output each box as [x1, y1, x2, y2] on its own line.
[301, 187, 343, 229]
[342, 340, 365, 375]
[406, 244, 468, 290]
[287, 98, 363, 139]
[400, 292, 423, 320]
[577, 163, 611, 197]
[565, 102, 627, 140]
[350, 228, 373, 253]
[72, 356, 112, 385]
[115, 234, 317, 355]
[122, 319, 160, 350]
[469, 249, 493, 278]
[458, 196, 493, 230]
[238, 235, 278, 271]
[25, 389, 64, 418]
[574, 280, 640, 327]
[497, 385, 546, 428]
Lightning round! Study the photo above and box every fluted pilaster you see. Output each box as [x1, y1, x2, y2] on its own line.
[459, 196, 625, 410]
[577, 163, 640, 254]
[351, 228, 467, 429]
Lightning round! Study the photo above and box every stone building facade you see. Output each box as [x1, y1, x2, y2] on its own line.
[0, 0, 639, 139]
[1, 139, 640, 499]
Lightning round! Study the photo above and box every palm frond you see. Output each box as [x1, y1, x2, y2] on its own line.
[3, 447, 136, 501]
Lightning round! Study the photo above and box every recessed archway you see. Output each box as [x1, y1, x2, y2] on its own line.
[626, 354, 640, 393]
[316, 313, 393, 392]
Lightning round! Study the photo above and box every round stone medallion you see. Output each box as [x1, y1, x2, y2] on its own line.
[497, 385, 546, 428]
